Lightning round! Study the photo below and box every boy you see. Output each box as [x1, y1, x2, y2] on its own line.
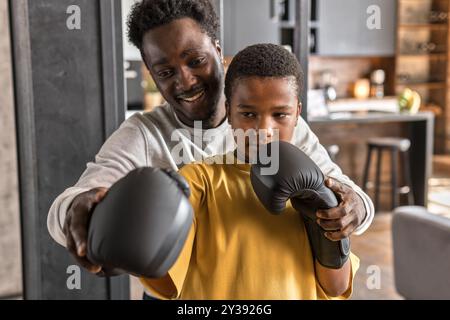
[140, 44, 359, 300]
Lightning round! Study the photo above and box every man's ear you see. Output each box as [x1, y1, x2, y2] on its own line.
[215, 40, 224, 64]
[141, 50, 150, 71]
[141, 53, 162, 93]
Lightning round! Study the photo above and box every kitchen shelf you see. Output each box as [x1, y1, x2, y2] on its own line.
[396, 82, 447, 89]
[399, 23, 448, 29]
[396, 0, 450, 153]
[422, 104, 444, 117]
[398, 53, 448, 58]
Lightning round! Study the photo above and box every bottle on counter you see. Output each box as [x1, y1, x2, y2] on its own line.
[370, 69, 385, 99]
[318, 70, 337, 102]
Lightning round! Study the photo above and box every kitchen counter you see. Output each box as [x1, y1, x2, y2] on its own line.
[309, 111, 434, 124]
[309, 111, 435, 208]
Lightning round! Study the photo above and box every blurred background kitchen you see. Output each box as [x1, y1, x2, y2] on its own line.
[1, 0, 449, 300]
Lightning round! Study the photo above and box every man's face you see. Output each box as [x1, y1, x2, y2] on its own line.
[142, 18, 225, 128]
[227, 77, 301, 159]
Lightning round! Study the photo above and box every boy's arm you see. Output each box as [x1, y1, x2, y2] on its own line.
[315, 259, 351, 297]
[315, 253, 360, 299]
[141, 221, 196, 300]
[143, 274, 176, 297]
[141, 164, 205, 300]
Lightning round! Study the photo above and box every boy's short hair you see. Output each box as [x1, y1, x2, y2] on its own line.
[127, 0, 219, 51]
[225, 43, 304, 102]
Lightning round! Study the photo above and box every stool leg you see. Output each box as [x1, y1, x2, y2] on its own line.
[391, 148, 399, 210]
[362, 146, 373, 192]
[375, 148, 382, 212]
[402, 150, 415, 205]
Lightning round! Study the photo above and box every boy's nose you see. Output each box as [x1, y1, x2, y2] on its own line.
[257, 119, 275, 144]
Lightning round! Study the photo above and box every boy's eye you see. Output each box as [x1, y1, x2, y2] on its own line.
[240, 112, 256, 118]
[274, 113, 289, 119]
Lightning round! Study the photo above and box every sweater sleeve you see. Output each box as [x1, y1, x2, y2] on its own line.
[47, 114, 151, 247]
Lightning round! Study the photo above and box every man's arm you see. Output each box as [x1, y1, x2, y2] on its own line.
[292, 117, 375, 237]
[47, 114, 151, 270]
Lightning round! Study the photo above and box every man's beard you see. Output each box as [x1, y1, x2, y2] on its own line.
[199, 74, 225, 129]
[201, 92, 223, 129]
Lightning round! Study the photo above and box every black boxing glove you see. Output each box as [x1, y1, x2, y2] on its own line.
[250, 141, 350, 269]
[87, 167, 193, 278]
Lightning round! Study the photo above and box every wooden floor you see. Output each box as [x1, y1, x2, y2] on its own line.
[350, 212, 402, 300]
[349, 154, 450, 300]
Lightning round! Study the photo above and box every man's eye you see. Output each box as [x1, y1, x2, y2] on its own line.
[157, 70, 173, 79]
[190, 57, 206, 67]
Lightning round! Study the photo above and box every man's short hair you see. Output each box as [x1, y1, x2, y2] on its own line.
[225, 43, 304, 102]
[127, 0, 219, 51]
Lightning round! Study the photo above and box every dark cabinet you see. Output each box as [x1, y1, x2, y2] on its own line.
[223, 0, 281, 56]
[315, 0, 397, 56]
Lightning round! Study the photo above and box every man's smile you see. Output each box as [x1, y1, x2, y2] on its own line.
[177, 87, 206, 104]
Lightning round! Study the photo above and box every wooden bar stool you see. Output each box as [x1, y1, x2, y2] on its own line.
[362, 137, 414, 211]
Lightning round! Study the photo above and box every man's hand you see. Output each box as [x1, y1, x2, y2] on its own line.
[316, 177, 366, 241]
[63, 187, 108, 274]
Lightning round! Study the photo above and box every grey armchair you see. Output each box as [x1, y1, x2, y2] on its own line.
[392, 206, 450, 299]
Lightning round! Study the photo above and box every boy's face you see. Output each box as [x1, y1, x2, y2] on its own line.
[226, 76, 301, 159]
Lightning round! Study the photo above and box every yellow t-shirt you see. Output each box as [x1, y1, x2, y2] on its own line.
[140, 154, 359, 300]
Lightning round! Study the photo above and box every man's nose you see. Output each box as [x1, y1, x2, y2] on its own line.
[175, 67, 197, 90]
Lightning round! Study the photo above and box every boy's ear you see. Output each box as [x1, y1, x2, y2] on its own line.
[225, 101, 231, 124]
[296, 102, 302, 124]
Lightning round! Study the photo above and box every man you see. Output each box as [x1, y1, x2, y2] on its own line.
[48, 0, 374, 276]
